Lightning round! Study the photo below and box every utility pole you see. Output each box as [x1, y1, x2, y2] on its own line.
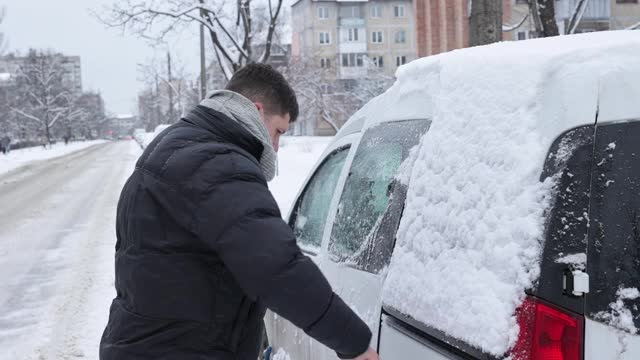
[154, 73, 161, 128]
[199, 15, 207, 99]
[167, 52, 175, 122]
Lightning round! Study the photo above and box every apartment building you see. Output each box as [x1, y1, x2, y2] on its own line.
[413, 0, 514, 57]
[0, 54, 83, 98]
[291, 0, 417, 78]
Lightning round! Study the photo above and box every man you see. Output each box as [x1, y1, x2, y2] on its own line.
[100, 64, 378, 360]
[0, 135, 10, 154]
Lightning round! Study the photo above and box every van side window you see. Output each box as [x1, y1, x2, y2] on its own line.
[290, 147, 350, 251]
[586, 121, 640, 332]
[328, 120, 430, 273]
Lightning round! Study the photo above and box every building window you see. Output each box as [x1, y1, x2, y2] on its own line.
[528, 31, 538, 39]
[271, 45, 285, 55]
[319, 32, 331, 45]
[372, 31, 383, 43]
[396, 55, 407, 67]
[394, 4, 406, 18]
[517, 31, 526, 40]
[320, 58, 331, 68]
[616, 0, 638, 3]
[372, 56, 384, 68]
[370, 5, 382, 18]
[342, 53, 365, 67]
[318, 6, 329, 19]
[348, 28, 360, 42]
[341, 5, 361, 18]
[394, 30, 406, 43]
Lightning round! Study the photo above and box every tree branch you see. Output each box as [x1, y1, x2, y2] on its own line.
[626, 20, 640, 30]
[12, 108, 43, 125]
[566, 0, 590, 35]
[260, 0, 284, 63]
[503, 13, 529, 32]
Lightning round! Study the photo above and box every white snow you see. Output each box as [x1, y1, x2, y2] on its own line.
[272, 347, 292, 360]
[141, 124, 172, 148]
[358, 32, 640, 356]
[269, 136, 332, 215]
[0, 140, 107, 176]
[595, 288, 640, 335]
[556, 253, 587, 269]
[0, 141, 140, 360]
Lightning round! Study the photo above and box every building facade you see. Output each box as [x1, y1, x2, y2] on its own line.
[611, 0, 640, 29]
[413, 0, 514, 57]
[292, 0, 417, 78]
[0, 54, 82, 98]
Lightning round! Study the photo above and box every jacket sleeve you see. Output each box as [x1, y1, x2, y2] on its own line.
[194, 163, 372, 358]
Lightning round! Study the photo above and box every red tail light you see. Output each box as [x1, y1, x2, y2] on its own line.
[511, 296, 584, 360]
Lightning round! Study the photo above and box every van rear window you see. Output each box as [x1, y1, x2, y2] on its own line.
[587, 120, 640, 334]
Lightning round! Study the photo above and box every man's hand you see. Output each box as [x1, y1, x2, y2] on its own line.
[350, 347, 379, 360]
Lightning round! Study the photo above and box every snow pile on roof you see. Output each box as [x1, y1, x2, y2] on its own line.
[373, 31, 640, 356]
[595, 288, 640, 334]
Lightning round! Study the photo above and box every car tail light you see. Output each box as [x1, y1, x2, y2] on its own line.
[511, 296, 584, 360]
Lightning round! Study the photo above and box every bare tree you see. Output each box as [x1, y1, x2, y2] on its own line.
[97, 0, 284, 79]
[137, 53, 200, 130]
[282, 56, 393, 135]
[528, 0, 560, 37]
[12, 50, 81, 147]
[566, 0, 590, 34]
[469, 0, 503, 46]
[71, 92, 109, 140]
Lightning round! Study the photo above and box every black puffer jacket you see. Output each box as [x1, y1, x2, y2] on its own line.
[100, 106, 372, 360]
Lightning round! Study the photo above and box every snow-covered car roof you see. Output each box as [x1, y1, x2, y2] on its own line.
[339, 31, 640, 357]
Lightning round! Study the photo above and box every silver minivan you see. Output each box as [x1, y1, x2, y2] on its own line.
[265, 32, 640, 360]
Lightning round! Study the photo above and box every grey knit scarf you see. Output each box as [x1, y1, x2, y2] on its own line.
[199, 90, 277, 181]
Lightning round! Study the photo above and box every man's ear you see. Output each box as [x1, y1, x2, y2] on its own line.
[254, 102, 266, 119]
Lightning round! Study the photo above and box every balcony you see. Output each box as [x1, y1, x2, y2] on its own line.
[555, 0, 611, 20]
[339, 17, 365, 27]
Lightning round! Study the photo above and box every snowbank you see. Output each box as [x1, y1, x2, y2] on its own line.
[365, 31, 640, 356]
[269, 136, 332, 215]
[140, 124, 172, 148]
[0, 140, 107, 176]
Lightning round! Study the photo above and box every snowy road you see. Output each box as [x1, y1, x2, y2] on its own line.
[0, 136, 329, 360]
[0, 141, 140, 360]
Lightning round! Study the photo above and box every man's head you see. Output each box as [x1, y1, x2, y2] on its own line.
[225, 63, 298, 152]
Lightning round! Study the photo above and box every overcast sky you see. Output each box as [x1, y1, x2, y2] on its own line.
[3, 0, 201, 115]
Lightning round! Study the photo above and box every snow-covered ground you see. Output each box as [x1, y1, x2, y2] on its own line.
[0, 135, 328, 359]
[0, 140, 107, 176]
[0, 141, 139, 360]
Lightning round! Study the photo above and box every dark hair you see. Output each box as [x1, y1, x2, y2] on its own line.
[225, 63, 298, 123]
